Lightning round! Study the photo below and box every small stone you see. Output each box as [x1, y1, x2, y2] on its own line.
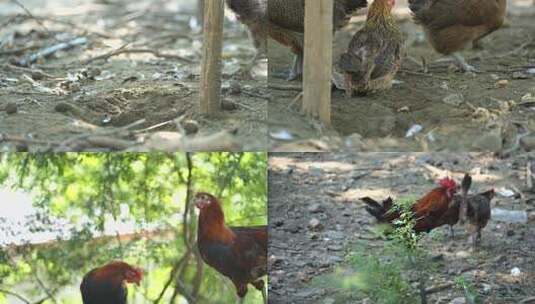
[398, 106, 410, 112]
[5, 102, 17, 114]
[482, 283, 492, 293]
[455, 250, 470, 258]
[511, 267, 522, 276]
[228, 81, 241, 95]
[221, 99, 238, 111]
[308, 203, 324, 213]
[323, 298, 335, 304]
[308, 218, 323, 231]
[495, 79, 509, 88]
[443, 93, 464, 106]
[183, 119, 199, 135]
[520, 136, 535, 151]
[450, 297, 466, 304]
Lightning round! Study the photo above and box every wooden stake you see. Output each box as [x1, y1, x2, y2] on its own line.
[302, 0, 333, 125]
[528, 160, 535, 193]
[199, 0, 224, 114]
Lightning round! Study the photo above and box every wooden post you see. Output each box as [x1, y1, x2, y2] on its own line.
[197, 0, 205, 30]
[528, 160, 535, 193]
[199, 0, 224, 114]
[302, 0, 333, 125]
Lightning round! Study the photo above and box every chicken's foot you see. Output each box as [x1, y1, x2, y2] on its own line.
[452, 53, 479, 73]
[234, 50, 266, 79]
[287, 53, 303, 81]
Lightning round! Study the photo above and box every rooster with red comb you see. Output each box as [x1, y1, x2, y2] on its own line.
[362, 176, 460, 233]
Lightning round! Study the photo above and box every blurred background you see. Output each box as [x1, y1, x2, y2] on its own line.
[0, 152, 267, 303]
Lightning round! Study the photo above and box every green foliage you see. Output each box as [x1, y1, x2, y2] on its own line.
[455, 276, 481, 304]
[319, 195, 440, 304]
[0, 153, 267, 303]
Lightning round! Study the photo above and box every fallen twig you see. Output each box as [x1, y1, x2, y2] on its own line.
[425, 282, 454, 295]
[82, 47, 194, 65]
[268, 84, 302, 91]
[15, 37, 88, 67]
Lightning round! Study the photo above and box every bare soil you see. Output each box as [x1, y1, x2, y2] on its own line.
[269, 2, 535, 152]
[0, 0, 267, 151]
[268, 152, 535, 303]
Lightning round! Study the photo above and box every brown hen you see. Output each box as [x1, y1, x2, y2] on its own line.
[337, 0, 403, 96]
[409, 0, 507, 72]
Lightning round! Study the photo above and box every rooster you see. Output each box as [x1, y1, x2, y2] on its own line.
[408, 0, 507, 72]
[80, 261, 143, 304]
[362, 177, 458, 233]
[195, 192, 267, 304]
[337, 0, 403, 96]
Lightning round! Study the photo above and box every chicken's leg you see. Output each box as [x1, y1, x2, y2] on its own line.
[452, 53, 479, 73]
[252, 280, 267, 304]
[288, 53, 303, 81]
[448, 225, 454, 239]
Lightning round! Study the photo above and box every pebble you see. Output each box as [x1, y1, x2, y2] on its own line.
[511, 267, 522, 276]
[443, 93, 464, 106]
[323, 298, 335, 304]
[5, 102, 17, 114]
[308, 218, 323, 231]
[495, 79, 509, 88]
[455, 250, 470, 258]
[308, 203, 324, 213]
[450, 297, 466, 304]
[183, 119, 199, 135]
[221, 98, 238, 111]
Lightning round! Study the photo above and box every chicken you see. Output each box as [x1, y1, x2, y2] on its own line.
[457, 174, 494, 250]
[195, 192, 267, 304]
[442, 172, 472, 238]
[225, 0, 268, 74]
[362, 177, 458, 233]
[408, 0, 507, 72]
[80, 261, 143, 304]
[337, 0, 403, 96]
[226, 0, 367, 80]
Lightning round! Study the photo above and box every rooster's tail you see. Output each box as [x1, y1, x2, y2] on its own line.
[361, 197, 393, 222]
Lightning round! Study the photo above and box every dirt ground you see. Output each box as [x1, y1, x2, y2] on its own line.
[0, 0, 267, 151]
[269, 1, 535, 152]
[268, 153, 535, 303]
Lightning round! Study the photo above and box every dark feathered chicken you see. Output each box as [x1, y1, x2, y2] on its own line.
[457, 174, 493, 250]
[226, 0, 367, 80]
[80, 261, 143, 304]
[337, 0, 402, 95]
[225, 0, 268, 61]
[195, 192, 267, 304]
[408, 0, 507, 72]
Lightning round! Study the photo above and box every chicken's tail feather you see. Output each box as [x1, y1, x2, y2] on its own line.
[361, 197, 387, 221]
[459, 173, 472, 224]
